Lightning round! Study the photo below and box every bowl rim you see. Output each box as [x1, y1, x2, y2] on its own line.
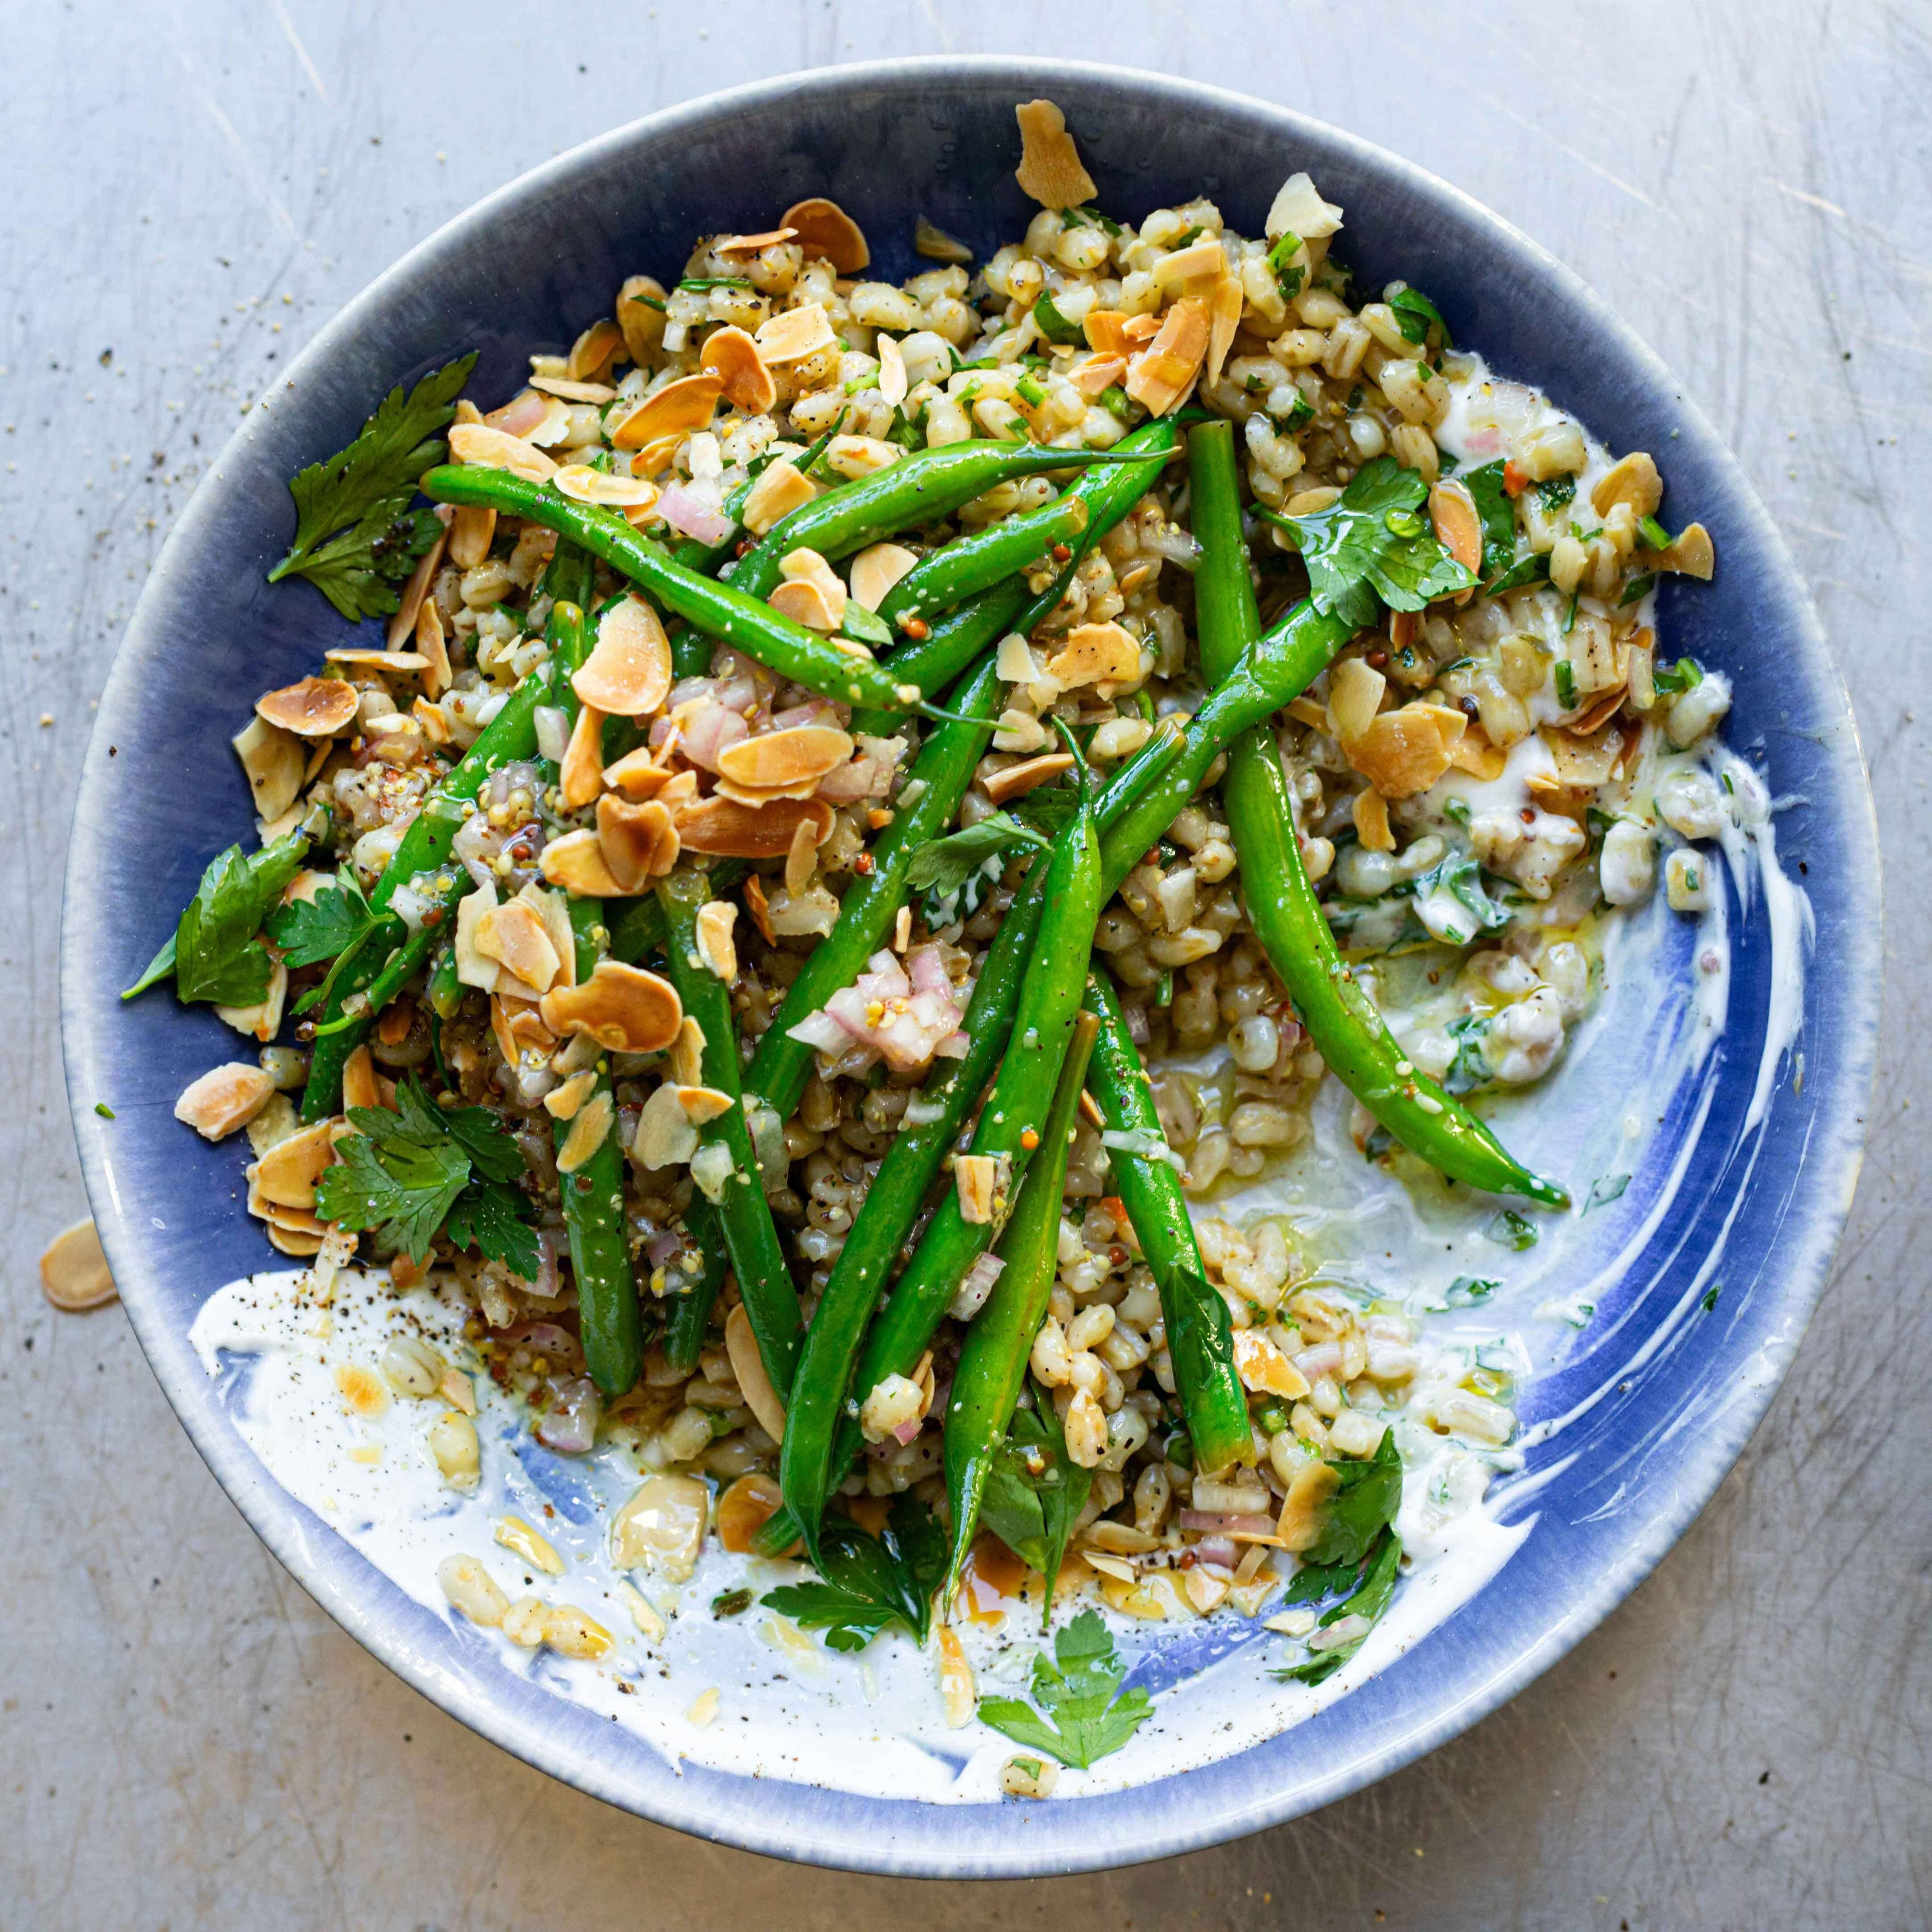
[60, 53, 1881, 1878]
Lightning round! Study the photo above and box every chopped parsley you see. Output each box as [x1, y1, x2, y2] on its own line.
[761, 1494, 946, 1651]
[1651, 656, 1705, 696]
[977, 1380, 1092, 1626]
[1486, 1210, 1540, 1252]
[1257, 456, 1477, 629]
[123, 828, 312, 1005]
[977, 1608, 1153, 1768]
[1389, 285, 1452, 348]
[1534, 473, 1577, 513]
[1267, 231, 1306, 302]
[1031, 290, 1084, 345]
[1462, 460, 1519, 578]
[267, 353, 475, 623]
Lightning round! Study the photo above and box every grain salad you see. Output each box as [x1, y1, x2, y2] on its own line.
[130, 98, 1737, 1784]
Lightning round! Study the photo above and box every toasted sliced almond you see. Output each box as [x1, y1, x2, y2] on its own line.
[268, 1223, 327, 1257]
[715, 723, 853, 791]
[448, 422, 559, 480]
[544, 1069, 600, 1121]
[754, 303, 838, 364]
[670, 1016, 707, 1088]
[599, 743, 674, 799]
[475, 898, 562, 995]
[251, 1118, 342, 1210]
[1072, 352, 1128, 398]
[742, 872, 775, 946]
[676, 1085, 734, 1126]
[258, 676, 359, 738]
[700, 326, 777, 415]
[783, 813, 822, 899]
[1206, 271, 1243, 387]
[415, 599, 452, 699]
[1568, 686, 1630, 736]
[540, 828, 626, 897]
[596, 794, 679, 892]
[626, 432, 685, 481]
[715, 225, 798, 255]
[1014, 98, 1097, 208]
[1047, 621, 1142, 690]
[781, 197, 870, 273]
[385, 524, 449, 651]
[1124, 297, 1211, 417]
[741, 457, 818, 535]
[1352, 787, 1395, 851]
[174, 1063, 276, 1141]
[560, 701, 607, 812]
[523, 885, 576, 992]
[555, 1091, 615, 1174]
[448, 504, 496, 570]
[323, 649, 432, 675]
[232, 715, 306, 824]
[693, 900, 738, 981]
[1152, 238, 1228, 296]
[611, 372, 724, 451]
[1428, 479, 1483, 580]
[568, 317, 623, 383]
[540, 960, 683, 1055]
[1276, 1459, 1342, 1554]
[874, 333, 909, 409]
[1082, 309, 1160, 356]
[954, 1154, 999, 1225]
[768, 577, 843, 633]
[531, 374, 615, 404]
[716, 1471, 789, 1556]
[847, 541, 919, 613]
[340, 1044, 382, 1113]
[722, 1301, 788, 1440]
[573, 597, 672, 718]
[454, 880, 501, 993]
[39, 1219, 116, 1311]
[633, 1082, 700, 1168]
[215, 961, 287, 1044]
[984, 752, 1074, 805]
[914, 217, 973, 264]
[616, 274, 669, 362]
[1232, 1329, 1311, 1400]
[1651, 521, 1714, 579]
[1326, 655, 1387, 743]
[1591, 451, 1663, 519]
[674, 793, 834, 859]
[1447, 728, 1507, 781]
[495, 1514, 564, 1575]
[555, 465, 660, 510]
[1544, 721, 1624, 787]
[1347, 706, 1458, 798]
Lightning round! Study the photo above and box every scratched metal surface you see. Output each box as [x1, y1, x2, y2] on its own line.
[5, 2, 1924, 1925]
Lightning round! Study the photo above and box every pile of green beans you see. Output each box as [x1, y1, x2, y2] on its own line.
[1082, 964, 1251, 1477]
[655, 869, 802, 1396]
[742, 656, 1003, 1121]
[941, 1008, 1100, 1599]
[778, 731, 1102, 1562]
[725, 438, 1162, 601]
[753, 590, 1357, 1557]
[1186, 423, 1566, 1208]
[421, 466, 924, 717]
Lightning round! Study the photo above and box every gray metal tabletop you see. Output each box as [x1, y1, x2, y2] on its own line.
[5, 3, 1923, 1925]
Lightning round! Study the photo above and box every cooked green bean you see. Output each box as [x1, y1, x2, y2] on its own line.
[875, 493, 1088, 630]
[1082, 962, 1250, 1477]
[421, 465, 923, 716]
[726, 438, 1162, 601]
[778, 730, 1100, 1561]
[755, 593, 1349, 1555]
[556, 897, 643, 1396]
[1187, 422, 1566, 1207]
[942, 1008, 1099, 1599]
[655, 869, 802, 1394]
[742, 656, 1003, 1120]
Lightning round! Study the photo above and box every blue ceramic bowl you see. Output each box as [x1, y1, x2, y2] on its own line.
[61, 58, 1878, 1876]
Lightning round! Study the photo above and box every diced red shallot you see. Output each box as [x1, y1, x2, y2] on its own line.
[496, 1318, 582, 1366]
[890, 1418, 922, 1446]
[785, 1009, 852, 1053]
[1177, 1510, 1276, 1537]
[658, 481, 733, 546]
[679, 702, 749, 771]
[643, 1230, 684, 1267]
[950, 1251, 1005, 1321]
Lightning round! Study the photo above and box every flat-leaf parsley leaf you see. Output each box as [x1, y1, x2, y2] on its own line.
[977, 1607, 1153, 1768]
[761, 1494, 947, 1651]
